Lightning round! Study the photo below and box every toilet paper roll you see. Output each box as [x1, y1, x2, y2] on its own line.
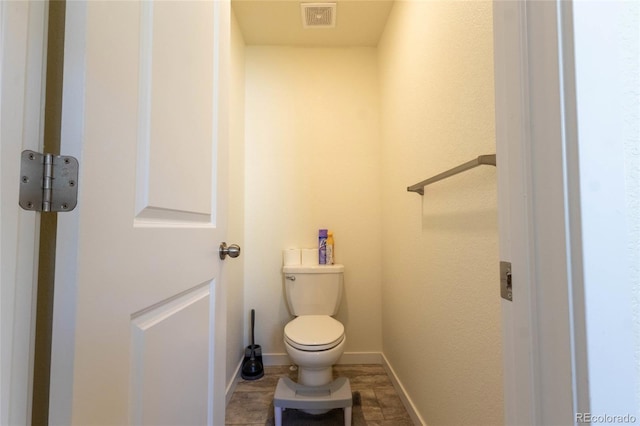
[301, 248, 319, 266]
[283, 249, 301, 266]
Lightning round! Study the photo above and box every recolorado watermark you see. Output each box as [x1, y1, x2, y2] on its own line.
[576, 413, 637, 423]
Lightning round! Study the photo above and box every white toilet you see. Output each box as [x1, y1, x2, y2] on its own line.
[283, 264, 345, 387]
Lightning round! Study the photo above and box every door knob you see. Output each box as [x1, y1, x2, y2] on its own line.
[219, 242, 241, 260]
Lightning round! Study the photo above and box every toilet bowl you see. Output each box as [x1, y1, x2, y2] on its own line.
[283, 315, 346, 386]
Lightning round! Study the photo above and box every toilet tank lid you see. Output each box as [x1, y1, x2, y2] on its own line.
[282, 264, 344, 273]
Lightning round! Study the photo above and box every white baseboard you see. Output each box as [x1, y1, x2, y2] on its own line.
[261, 353, 290, 366]
[225, 355, 244, 406]
[381, 353, 427, 426]
[338, 351, 383, 365]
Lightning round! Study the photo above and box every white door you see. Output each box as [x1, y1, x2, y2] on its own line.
[49, 1, 231, 425]
[0, 2, 47, 425]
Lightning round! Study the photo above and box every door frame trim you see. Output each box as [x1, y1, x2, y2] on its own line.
[48, 1, 86, 423]
[494, 1, 588, 424]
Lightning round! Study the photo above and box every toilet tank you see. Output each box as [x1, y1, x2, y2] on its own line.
[283, 264, 344, 316]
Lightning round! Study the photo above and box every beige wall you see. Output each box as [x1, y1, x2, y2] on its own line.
[226, 9, 245, 387]
[378, 1, 503, 425]
[243, 46, 383, 355]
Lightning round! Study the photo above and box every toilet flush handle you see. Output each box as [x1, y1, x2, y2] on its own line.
[285, 275, 296, 281]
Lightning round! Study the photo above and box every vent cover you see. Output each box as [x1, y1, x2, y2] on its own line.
[301, 3, 336, 28]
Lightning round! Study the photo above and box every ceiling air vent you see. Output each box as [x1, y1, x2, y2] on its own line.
[301, 3, 336, 29]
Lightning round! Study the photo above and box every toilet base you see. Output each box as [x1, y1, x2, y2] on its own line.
[298, 366, 333, 387]
[284, 336, 346, 387]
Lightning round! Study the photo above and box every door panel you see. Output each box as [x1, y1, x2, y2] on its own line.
[50, 1, 229, 424]
[136, 1, 215, 222]
[131, 283, 211, 425]
[0, 2, 47, 424]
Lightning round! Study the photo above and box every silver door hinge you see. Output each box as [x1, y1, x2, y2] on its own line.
[500, 261, 512, 301]
[19, 150, 79, 212]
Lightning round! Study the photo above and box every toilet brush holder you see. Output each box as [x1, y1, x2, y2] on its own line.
[244, 344, 262, 364]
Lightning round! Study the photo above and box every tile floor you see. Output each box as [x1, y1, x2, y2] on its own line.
[225, 364, 414, 426]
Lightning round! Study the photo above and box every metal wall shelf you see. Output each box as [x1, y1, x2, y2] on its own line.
[407, 154, 497, 195]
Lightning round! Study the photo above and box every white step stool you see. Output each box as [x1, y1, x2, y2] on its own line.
[273, 377, 353, 426]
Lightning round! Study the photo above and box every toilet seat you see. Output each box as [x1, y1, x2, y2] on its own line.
[284, 315, 344, 351]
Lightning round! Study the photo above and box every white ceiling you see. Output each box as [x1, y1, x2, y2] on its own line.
[232, 0, 395, 46]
